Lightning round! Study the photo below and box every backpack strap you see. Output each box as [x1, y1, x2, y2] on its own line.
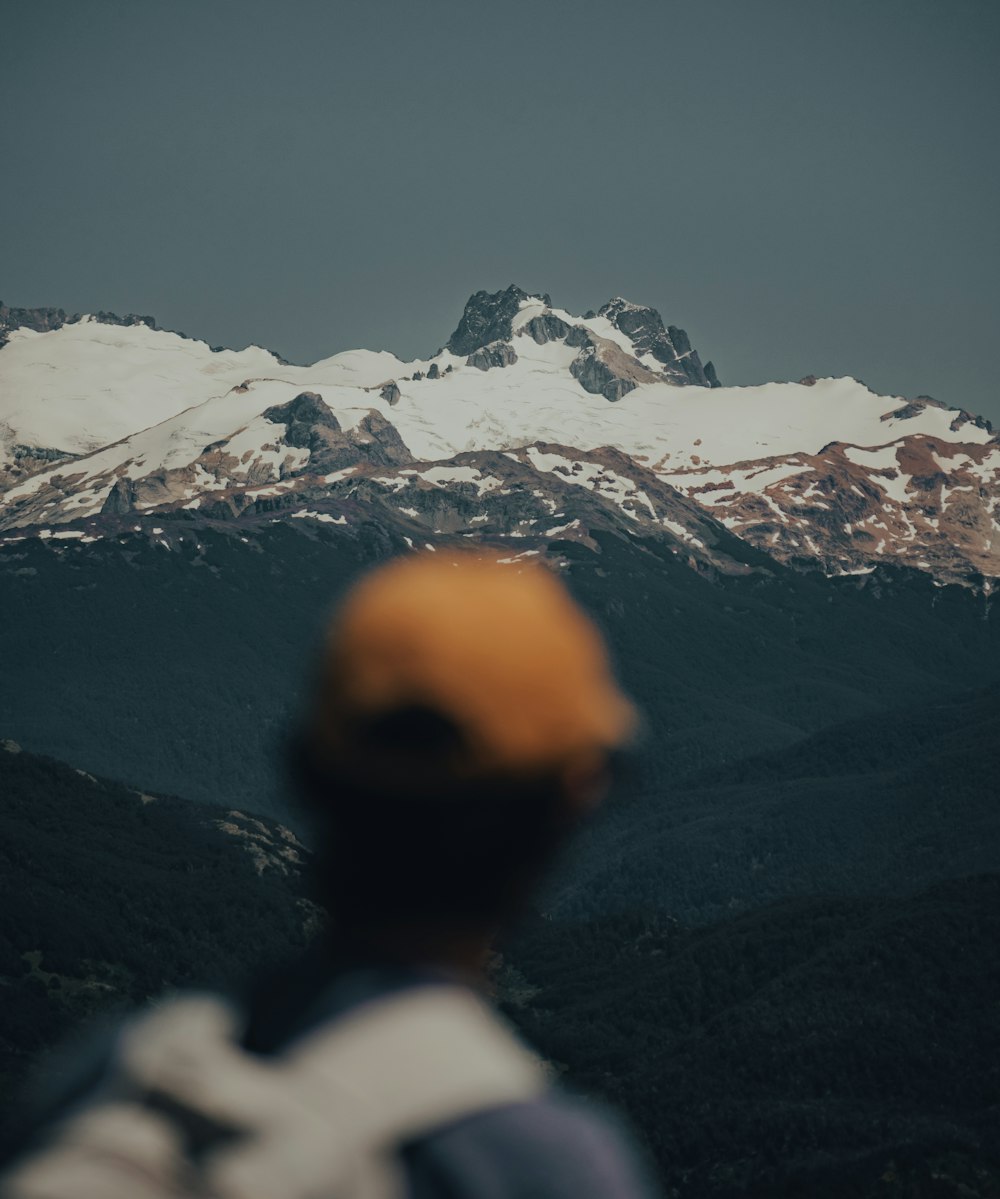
[3, 986, 546, 1199]
[206, 984, 547, 1199]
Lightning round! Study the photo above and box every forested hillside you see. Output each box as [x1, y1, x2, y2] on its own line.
[0, 743, 316, 1114]
[3, 738, 999, 1196]
[3, 526, 999, 824]
[551, 680, 1000, 922]
[505, 875, 1000, 1197]
[4, 525, 1000, 1195]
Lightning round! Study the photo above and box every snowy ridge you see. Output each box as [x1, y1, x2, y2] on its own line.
[1, 287, 997, 584]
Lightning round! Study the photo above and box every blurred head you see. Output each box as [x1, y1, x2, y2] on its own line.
[291, 549, 637, 928]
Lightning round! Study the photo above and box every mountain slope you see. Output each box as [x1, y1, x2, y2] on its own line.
[549, 677, 1000, 924]
[506, 874, 1000, 1198]
[2, 287, 997, 583]
[3, 525, 1000, 829]
[0, 739, 316, 1112]
[4, 738, 997, 1199]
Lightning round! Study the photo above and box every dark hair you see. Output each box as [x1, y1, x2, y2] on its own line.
[287, 707, 581, 925]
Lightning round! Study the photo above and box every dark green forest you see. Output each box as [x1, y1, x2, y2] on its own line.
[0, 745, 316, 1115]
[3, 737, 999, 1196]
[503, 877, 1000, 1197]
[2, 525, 1000, 1195]
[3, 525, 1000, 824]
[550, 680, 1000, 923]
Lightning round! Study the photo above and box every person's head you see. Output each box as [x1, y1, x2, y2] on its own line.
[290, 549, 637, 937]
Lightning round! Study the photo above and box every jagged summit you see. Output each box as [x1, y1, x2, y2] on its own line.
[446, 285, 547, 357]
[598, 297, 719, 388]
[445, 285, 720, 389]
[0, 303, 161, 350]
[0, 302, 287, 362]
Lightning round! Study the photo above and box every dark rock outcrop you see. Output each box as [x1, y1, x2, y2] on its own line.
[101, 477, 139, 516]
[12, 444, 72, 465]
[884, 402, 925, 422]
[467, 342, 518, 371]
[427, 362, 440, 379]
[0, 302, 289, 361]
[447, 285, 543, 356]
[570, 349, 635, 401]
[567, 329, 659, 402]
[93, 311, 159, 331]
[263, 392, 340, 448]
[521, 314, 571, 345]
[704, 360, 721, 388]
[353, 410, 412, 466]
[261, 393, 411, 473]
[380, 381, 401, 406]
[0, 303, 166, 351]
[598, 297, 715, 387]
[0, 304, 74, 346]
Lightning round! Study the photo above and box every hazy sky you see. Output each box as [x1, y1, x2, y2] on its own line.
[4, 0, 998, 416]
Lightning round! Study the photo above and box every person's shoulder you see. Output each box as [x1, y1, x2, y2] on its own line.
[403, 1090, 660, 1199]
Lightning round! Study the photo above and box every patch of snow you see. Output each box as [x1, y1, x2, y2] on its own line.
[417, 465, 502, 494]
[290, 510, 348, 525]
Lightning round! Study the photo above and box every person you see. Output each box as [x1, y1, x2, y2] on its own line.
[1, 549, 658, 1199]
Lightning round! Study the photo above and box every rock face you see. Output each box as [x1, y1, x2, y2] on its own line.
[0, 303, 257, 357]
[0, 304, 74, 347]
[567, 328, 660, 402]
[352, 411, 412, 467]
[262, 392, 339, 448]
[467, 341, 518, 371]
[521, 314, 571, 345]
[447, 285, 544, 356]
[264, 394, 412, 473]
[379, 381, 401, 406]
[0, 303, 163, 350]
[598, 297, 719, 387]
[0, 443, 76, 491]
[101, 478, 139, 516]
[12, 445, 68, 465]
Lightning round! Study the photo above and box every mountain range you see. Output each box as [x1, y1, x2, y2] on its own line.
[2, 286, 998, 586]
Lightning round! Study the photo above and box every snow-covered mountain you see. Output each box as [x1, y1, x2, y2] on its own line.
[1, 286, 997, 584]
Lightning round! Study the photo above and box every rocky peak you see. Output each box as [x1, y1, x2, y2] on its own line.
[0, 302, 277, 359]
[0, 303, 163, 350]
[264, 393, 412, 472]
[446, 285, 549, 357]
[0, 303, 77, 349]
[598, 297, 720, 388]
[353, 410, 413, 467]
[263, 392, 340, 448]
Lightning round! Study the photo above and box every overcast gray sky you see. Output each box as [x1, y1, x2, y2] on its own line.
[3, 0, 998, 416]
